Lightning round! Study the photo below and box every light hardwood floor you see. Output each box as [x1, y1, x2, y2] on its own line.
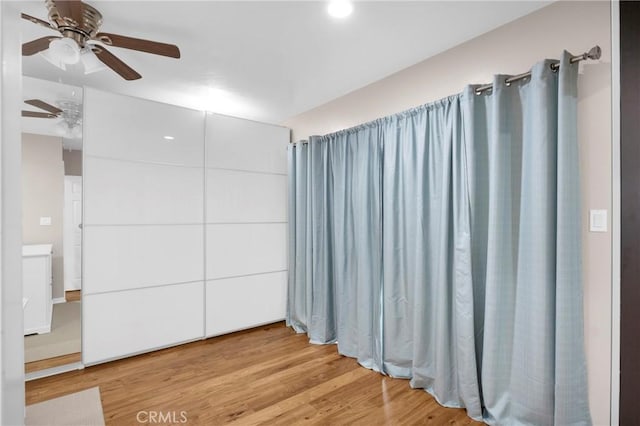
[65, 290, 81, 302]
[25, 352, 82, 374]
[26, 322, 482, 425]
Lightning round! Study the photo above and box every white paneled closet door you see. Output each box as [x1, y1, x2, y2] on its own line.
[204, 113, 289, 337]
[82, 89, 205, 365]
[63, 176, 83, 291]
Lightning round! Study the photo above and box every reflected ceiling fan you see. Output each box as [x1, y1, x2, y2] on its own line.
[22, 99, 62, 119]
[21, 0, 181, 80]
[22, 98, 83, 138]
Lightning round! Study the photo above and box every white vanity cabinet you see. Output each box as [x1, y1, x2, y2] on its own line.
[23, 244, 53, 335]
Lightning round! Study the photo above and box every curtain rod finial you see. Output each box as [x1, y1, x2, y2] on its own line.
[587, 45, 601, 60]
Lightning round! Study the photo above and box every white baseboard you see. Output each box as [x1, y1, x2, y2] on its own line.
[25, 362, 84, 381]
[52, 297, 66, 304]
[24, 325, 51, 335]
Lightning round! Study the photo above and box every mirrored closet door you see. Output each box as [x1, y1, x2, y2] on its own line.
[22, 76, 84, 375]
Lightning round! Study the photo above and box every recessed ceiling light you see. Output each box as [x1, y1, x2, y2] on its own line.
[163, 135, 175, 141]
[328, 1, 353, 18]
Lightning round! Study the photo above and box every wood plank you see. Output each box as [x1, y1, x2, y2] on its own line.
[237, 368, 372, 425]
[25, 352, 82, 373]
[25, 322, 483, 425]
[65, 290, 81, 302]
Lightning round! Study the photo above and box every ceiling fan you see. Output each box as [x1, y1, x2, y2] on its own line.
[22, 98, 83, 139]
[22, 99, 63, 119]
[21, 0, 181, 81]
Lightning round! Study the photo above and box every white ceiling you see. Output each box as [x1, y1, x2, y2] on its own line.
[19, 1, 549, 125]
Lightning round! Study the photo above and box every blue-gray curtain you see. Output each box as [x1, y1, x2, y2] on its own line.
[287, 51, 590, 425]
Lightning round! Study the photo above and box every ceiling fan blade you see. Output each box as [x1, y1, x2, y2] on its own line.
[95, 33, 180, 58]
[22, 111, 58, 119]
[24, 99, 63, 115]
[92, 46, 142, 80]
[51, 0, 84, 26]
[21, 13, 56, 31]
[22, 36, 60, 56]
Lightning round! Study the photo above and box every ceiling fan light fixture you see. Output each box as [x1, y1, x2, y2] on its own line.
[39, 49, 66, 71]
[55, 117, 82, 140]
[80, 48, 107, 74]
[69, 125, 82, 140]
[55, 120, 72, 137]
[48, 38, 80, 65]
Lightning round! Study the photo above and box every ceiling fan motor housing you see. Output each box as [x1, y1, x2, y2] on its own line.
[45, 0, 103, 47]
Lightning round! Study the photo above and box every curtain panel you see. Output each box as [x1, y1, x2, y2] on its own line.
[286, 51, 590, 425]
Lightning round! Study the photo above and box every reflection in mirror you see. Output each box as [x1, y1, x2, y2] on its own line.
[22, 76, 83, 375]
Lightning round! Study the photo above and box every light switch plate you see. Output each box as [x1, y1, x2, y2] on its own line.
[589, 209, 607, 232]
[39, 217, 52, 226]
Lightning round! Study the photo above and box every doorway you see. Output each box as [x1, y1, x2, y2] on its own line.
[64, 174, 83, 296]
[620, 0, 640, 423]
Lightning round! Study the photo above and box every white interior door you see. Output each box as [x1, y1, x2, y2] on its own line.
[64, 175, 83, 291]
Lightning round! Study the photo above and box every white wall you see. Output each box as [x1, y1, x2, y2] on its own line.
[22, 133, 65, 300]
[283, 2, 612, 424]
[82, 90, 289, 365]
[63, 150, 82, 176]
[0, 1, 25, 424]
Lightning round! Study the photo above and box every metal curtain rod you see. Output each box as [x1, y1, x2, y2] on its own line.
[475, 45, 602, 95]
[289, 46, 603, 145]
